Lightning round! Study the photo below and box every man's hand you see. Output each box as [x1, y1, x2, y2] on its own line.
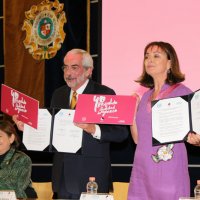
[187, 132, 200, 146]
[12, 115, 24, 131]
[74, 123, 96, 135]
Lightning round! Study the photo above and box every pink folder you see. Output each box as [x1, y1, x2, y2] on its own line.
[1, 84, 39, 129]
[73, 94, 137, 125]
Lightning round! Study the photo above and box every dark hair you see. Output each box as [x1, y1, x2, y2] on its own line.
[136, 41, 185, 88]
[0, 120, 20, 148]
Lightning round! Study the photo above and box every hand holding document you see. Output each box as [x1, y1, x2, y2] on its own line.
[16, 94, 137, 152]
[74, 94, 137, 125]
[152, 89, 200, 145]
[1, 84, 39, 129]
[187, 132, 200, 146]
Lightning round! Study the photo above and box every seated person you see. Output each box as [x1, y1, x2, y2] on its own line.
[0, 120, 37, 199]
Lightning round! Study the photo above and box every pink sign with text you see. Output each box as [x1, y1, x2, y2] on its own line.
[73, 94, 137, 125]
[1, 84, 39, 129]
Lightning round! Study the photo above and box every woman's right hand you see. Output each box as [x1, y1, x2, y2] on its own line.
[12, 115, 24, 131]
[130, 92, 140, 144]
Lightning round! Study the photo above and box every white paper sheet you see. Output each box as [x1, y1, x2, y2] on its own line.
[23, 108, 83, 153]
[191, 90, 200, 134]
[152, 90, 200, 145]
[152, 97, 190, 144]
[80, 193, 114, 200]
[23, 109, 51, 151]
[52, 109, 82, 153]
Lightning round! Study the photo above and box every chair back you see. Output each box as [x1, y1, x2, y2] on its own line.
[32, 182, 53, 200]
[110, 182, 129, 200]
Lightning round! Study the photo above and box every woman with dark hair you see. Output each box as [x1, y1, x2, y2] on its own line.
[0, 120, 37, 199]
[128, 41, 191, 200]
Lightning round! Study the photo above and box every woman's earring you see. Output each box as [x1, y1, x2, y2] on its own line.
[167, 68, 171, 74]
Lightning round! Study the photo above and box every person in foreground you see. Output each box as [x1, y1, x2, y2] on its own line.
[13, 48, 129, 199]
[0, 120, 37, 199]
[127, 41, 192, 200]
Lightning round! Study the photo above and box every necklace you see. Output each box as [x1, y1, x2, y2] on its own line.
[147, 83, 180, 112]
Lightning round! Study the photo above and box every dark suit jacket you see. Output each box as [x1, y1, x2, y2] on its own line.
[51, 79, 129, 196]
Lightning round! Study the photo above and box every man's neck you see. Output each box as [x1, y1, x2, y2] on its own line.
[72, 79, 89, 94]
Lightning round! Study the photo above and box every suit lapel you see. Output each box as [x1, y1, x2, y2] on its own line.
[82, 79, 95, 94]
[65, 86, 71, 109]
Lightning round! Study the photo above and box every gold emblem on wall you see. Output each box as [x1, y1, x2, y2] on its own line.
[22, 0, 67, 60]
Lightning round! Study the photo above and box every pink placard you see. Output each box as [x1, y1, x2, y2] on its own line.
[1, 84, 39, 129]
[73, 94, 137, 125]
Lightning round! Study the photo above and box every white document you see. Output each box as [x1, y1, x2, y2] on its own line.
[0, 190, 16, 200]
[23, 108, 83, 153]
[23, 109, 51, 151]
[80, 193, 114, 200]
[152, 89, 200, 145]
[52, 109, 82, 153]
[191, 90, 200, 133]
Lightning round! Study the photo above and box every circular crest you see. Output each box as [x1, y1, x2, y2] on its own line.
[22, 0, 67, 60]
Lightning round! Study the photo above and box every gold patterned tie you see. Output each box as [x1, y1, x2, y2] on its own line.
[70, 91, 77, 109]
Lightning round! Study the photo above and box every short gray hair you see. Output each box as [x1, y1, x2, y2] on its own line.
[67, 49, 94, 69]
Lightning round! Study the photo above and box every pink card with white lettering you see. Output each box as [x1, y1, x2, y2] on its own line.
[73, 94, 137, 125]
[1, 84, 39, 129]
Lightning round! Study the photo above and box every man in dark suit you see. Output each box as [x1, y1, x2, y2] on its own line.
[13, 48, 129, 199]
[50, 48, 129, 199]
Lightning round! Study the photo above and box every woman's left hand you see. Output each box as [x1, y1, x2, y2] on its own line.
[187, 132, 200, 146]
